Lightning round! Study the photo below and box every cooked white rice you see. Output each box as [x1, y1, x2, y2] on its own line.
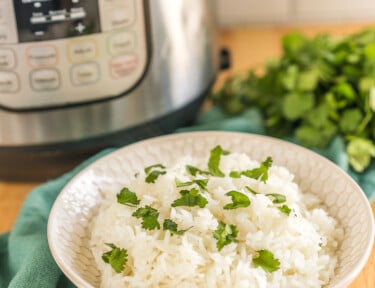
[89, 150, 343, 288]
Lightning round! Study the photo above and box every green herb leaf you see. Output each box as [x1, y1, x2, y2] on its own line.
[186, 165, 212, 176]
[281, 65, 298, 91]
[296, 121, 337, 148]
[297, 69, 319, 92]
[304, 103, 331, 128]
[213, 221, 238, 251]
[230, 157, 273, 183]
[102, 243, 128, 273]
[132, 205, 160, 230]
[175, 178, 209, 191]
[364, 42, 375, 60]
[253, 249, 280, 272]
[339, 108, 362, 133]
[145, 170, 166, 183]
[247, 156, 273, 183]
[229, 171, 242, 178]
[171, 188, 208, 208]
[282, 32, 306, 55]
[245, 186, 259, 195]
[224, 191, 251, 209]
[144, 164, 166, 183]
[266, 193, 286, 204]
[347, 137, 375, 172]
[144, 164, 166, 174]
[278, 205, 292, 215]
[208, 145, 229, 177]
[282, 92, 315, 121]
[163, 219, 190, 235]
[330, 83, 356, 108]
[116, 187, 140, 207]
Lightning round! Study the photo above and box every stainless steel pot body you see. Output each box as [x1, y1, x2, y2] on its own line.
[0, 0, 218, 180]
[0, 0, 217, 147]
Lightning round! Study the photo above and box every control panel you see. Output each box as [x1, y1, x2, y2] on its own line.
[0, 0, 148, 110]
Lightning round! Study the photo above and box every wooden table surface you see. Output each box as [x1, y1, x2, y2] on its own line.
[1, 23, 375, 287]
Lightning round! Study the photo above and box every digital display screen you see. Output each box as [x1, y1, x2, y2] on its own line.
[13, 0, 101, 42]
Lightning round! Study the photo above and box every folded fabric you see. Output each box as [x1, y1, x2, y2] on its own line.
[0, 107, 373, 288]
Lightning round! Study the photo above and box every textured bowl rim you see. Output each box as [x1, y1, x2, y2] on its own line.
[48, 131, 375, 288]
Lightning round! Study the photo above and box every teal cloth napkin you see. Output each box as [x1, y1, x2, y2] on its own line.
[1, 107, 374, 288]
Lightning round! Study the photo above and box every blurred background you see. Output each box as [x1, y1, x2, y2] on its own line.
[217, 0, 375, 26]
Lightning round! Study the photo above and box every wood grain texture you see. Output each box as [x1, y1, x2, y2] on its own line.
[0, 22, 374, 287]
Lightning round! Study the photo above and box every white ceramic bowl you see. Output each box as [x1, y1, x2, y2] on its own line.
[48, 131, 374, 288]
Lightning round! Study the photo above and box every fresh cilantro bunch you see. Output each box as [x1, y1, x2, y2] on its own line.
[212, 28, 375, 172]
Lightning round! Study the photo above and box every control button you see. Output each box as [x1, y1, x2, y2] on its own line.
[70, 62, 100, 86]
[109, 53, 138, 79]
[0, 48, 16, 69]
[111, 6, 135, 28]
[30, 15, 47, 24]
[70, 8, 86, 20]
[111, 7, 134, 28]
[34, 31, 46, 37]
[30, 69, 60, 91]
[0, 71, 19, 93]
[50, 14, 66, 22]
[100, 0, 135, 31]
[27, 45, 58, 67]
[107, 30, 136, 55]
[75, 22, 86, 34]
[67, 39, 97, 63]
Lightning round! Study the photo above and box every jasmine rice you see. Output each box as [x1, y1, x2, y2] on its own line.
[89, 146, 343, 288]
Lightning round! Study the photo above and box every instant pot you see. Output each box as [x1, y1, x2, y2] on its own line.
[0, 0, 219, 181]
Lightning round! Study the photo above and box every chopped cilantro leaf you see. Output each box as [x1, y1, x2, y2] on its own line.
[145, 170, 166, 183]
[175, 178, 208, 191]
[208, 145, 229, 177]
[224, 191, 251, 209]
[175, 178, 193, 187]
[192, 179, 209, 191]
[266, 193, 286, 204]
[144, 163, 166, 174]
[213, 221, 238, 251]
[278, 204, 291, 215]
[243, 156, 272, 182]
[116, 187, 140, 207]
[102, 243, 128, 273]
[229, 171, 242, 178]
[253, 249, 280, 272]
[186, 165, 212, 176]
[245, 186, 259, 195]
[132, 205, 160, 230]
[163, 219, 190, 235]
[230, 157, 273, 183]
[171, 188, 208, 208]
[144, 164, 166, 183]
